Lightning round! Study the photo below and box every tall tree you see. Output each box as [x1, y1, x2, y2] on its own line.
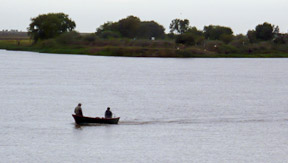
[169, 19, 190, 34]
[255, 22, 274, 40]
[96, 21, 121, 39]
[28, 13, 76, 42]
[176, 27, 205, 45]
[96, 21, 118, 34]
[137, 21, 165, 39]
[117, 16, 141, 38]
[203, 25, 233, 41]
[247, 30, 257, 43]
[273, 25, 280, 34]
[96, 16, 165, 39]
[186, 27, 203, 36]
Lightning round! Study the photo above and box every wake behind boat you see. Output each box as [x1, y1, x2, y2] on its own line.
[72, 114, 120, 124]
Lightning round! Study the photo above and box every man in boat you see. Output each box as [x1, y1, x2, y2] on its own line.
[74, 103, 83, 116]
[105, 107, 112, 118]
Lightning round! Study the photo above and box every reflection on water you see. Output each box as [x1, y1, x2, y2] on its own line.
[74, 123, 116, 128]
[74, 124, 82, 129]
[0, 50, 288, 162]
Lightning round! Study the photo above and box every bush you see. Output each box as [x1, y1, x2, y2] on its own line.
[56, 31, 81, 44]
[39, 39, 58, 48]
[204, 40, 224, 53]
[218, 44, 239, 54]
[97, 30, 121, 39]
[175, 33, 195, 45]
[219, 34, 233, 44]
[229, 38, 249, 48]
[273, 35, 286, 44]
[247, 41, 273, 53]
[82, 34, 97, 42]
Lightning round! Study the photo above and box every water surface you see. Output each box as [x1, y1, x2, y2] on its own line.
[0, 50, 287, 162]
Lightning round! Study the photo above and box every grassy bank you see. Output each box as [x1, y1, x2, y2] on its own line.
[1, 39, 288, 58]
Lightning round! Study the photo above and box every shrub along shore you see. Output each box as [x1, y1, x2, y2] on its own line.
[1, 36, 288, 58]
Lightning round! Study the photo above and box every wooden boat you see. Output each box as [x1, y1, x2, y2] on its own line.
[72, 114, 120, 124]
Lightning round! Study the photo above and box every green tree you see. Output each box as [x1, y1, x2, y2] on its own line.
[203, 25, 233, 42]
[137, 21, 165, 39]
[247, 30, 257, 43]
[96, 22, 118, 34]
[96, 21, 121, 39]
[186, 27, 203, 36]
[220, 34, 234, 44]
[175, 33, 195, 45]
[96, 16, 165, 39]
[230, 34, 249, 48]
[175, 27, 205, 46]
[28, 13, 76, 42]
[273, 26, 280, 34]
[255, 22, 274, 40]
[117, 16, 141, 38]
[169, 19, 190, 34]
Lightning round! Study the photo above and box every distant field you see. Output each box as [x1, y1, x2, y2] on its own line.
[0, 32, 29, 40]
[0, 32, 90, 40]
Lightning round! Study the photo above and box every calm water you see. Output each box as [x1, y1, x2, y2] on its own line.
[0, 50, 288, 162]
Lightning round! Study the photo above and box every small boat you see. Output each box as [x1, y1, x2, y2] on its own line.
[72, 114, 120, 124]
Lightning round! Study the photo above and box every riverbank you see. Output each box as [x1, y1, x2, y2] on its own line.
[1, 39, 288, 58]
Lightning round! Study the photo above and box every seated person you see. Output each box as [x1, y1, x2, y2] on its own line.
[105, 107, 112, 118]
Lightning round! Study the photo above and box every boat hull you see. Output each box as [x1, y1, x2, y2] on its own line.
[72, 114, 120, 124]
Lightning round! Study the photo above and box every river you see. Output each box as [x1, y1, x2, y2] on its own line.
[0, 50, 287, 162]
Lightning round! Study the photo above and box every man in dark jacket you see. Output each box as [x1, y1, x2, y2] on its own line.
[105, 107, 112, 118]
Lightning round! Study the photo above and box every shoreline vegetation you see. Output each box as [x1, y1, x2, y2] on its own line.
[1, 39, 288, 58]
[1, 13, 288, 58]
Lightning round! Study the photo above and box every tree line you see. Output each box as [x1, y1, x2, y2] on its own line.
[27, 13, 287, 46]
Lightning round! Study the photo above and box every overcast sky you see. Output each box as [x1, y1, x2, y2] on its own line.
[0, 0, 287, 34]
